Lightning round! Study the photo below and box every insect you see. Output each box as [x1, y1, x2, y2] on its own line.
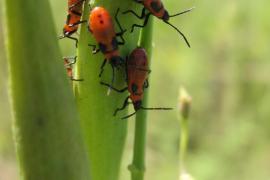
[63, 56, 83, 81]
[123, 0, 193, 47]
[88, 7, 126, 90]
[59, 0, 86, 47]
[101, 48, 172, 119]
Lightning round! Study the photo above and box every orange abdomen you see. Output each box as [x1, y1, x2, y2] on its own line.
[63, 0, 84, 35]
[89, 7, 119, 56]
[64, 59, 73, 78]
[127, 48, 149, 102]
[142, 0, 166, 19]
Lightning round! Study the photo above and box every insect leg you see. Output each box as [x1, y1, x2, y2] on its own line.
[65, 36, 79, 47]
[99, 59, 107, 77]
[68, 20, 87, 27]
[88, 44, 100, 54]
[122, 7, 146, 19]
[116, 35, 126, 45]
[115, 8, 126, 45]
[115, 8, 125, 33]
[63, 56, 77, 67]
[114, 96, 130, 116]
[121, 111, 137, 119]
[100, 82, 128, 93]
[131, 12, 151, 32]
[106, 64, 116, 95]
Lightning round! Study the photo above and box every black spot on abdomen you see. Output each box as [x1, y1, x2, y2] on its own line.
[99, 42, 108, 53]
[150, 1, 163, 13]
[71, 10, 82, 16]
[111, 37, 119, 51]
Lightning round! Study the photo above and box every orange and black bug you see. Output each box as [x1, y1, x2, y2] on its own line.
[123, 0, 193, 47]
[88, 7, 126, 88]
[101, 48, 172, 119]
[59, 0, 86, 47]
[63, 56, 83, 81]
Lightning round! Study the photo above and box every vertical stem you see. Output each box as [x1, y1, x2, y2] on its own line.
[128, 17, 153, 180]
[178, 88, 192, 179]
[180, 117, 189, 172]
[74, 1, 141, 180]
[4, 0, 90, 179]
[0, 1, 13, 157]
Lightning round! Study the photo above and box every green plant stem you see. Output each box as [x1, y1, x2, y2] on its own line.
[4, 0, 90, 179]
[74, 1, 142, 180]
[180, 117, 189, 172]
[128, 17, 153, 180]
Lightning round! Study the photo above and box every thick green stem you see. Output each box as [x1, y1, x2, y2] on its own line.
[74, 1, 141, 180]
[4, 0, 90, 179]
[128, 17, 153, 180]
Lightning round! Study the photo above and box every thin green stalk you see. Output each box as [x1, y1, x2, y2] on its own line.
[178, 88, 192, 179]
[179, 117, 189, 171]
[74, 1, 142, 180]
[128, 17, 153, 180]
[4, 0, 90, 179]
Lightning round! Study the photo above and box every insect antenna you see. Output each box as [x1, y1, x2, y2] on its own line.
[121, 107, 173, 119]
[141, 107, 173, 110]
[164, 21, 190, 47]
[169, 7, 195, 18]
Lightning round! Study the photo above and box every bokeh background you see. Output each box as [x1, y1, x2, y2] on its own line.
[1, 0, 270, 179]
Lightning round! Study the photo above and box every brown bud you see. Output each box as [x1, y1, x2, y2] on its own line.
[178, 87, 192, 119]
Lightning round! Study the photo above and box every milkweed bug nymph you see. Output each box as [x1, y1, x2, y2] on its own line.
[100, 48, 172, 119]
[88, 7, 126, 91]
[59, 0, 87, 47]
[63, 56, 83, 81]
[123, 0, 194, 47]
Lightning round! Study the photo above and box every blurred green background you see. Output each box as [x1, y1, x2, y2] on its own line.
[1, 0, 270, 179]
